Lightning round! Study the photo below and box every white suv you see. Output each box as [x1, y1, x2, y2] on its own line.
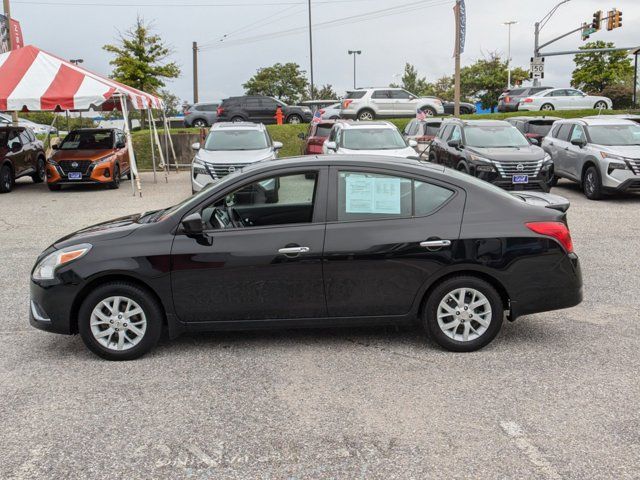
[340, 88, 445, 121]
[322, 121, 418, 158]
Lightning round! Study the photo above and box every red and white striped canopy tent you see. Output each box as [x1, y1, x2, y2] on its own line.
[0, 45, 163, 112]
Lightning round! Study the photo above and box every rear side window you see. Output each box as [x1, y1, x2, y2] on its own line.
[438, 125, 453, 139]
[372, 90, 391, 99]
[556, 124, 572, 141]
[509, 88, 526, 96]
[425, 124, 441, 136]
[345, 91, 366, 99]
[415, 181, 454, 215]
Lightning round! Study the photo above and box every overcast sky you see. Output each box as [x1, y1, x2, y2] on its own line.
[10, 0, 640, 103]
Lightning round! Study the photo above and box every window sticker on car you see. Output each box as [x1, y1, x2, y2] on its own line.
[345, 174, 401, 214]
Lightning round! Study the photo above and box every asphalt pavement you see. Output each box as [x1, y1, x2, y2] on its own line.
[1, 172, 639, 479]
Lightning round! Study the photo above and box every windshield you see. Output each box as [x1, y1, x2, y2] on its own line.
[204, 130, 269, 151]
[342, 128, 407, 150]
[588, 124, 640, 146]
[60, 131, 113, 150]
[464, 125, 530, 148]
[528, 121, 556, 136]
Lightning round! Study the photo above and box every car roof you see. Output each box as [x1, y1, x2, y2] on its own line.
[334, 120, 396, 129]
[442, 119, 511, 127]
[211, 122, 265, 130]
[557, 117, 638, 127]
[507, 116, 561, 122]
[69, 128, 118, 133]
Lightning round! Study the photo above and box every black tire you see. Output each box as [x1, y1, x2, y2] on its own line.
[231, 116, 245, 123]
[540, 103, 555, 111]
[78, 282, 164, 361]
[330, 116, 340, 120]
[594, 101, 608, 110]
[108, 164, 121, 190]
[456, 161, 470, 174]
[193, 119, 208, 128]
[287, 114, 302, 124]
[31, 156, 46, 183]
[421, 106, 437, 117]
[459, 106, 471, 115]
[428, 153, 438, 164]
[423, 276, 504, 352]
[547, 166, 559, 188]
[583, 165, 603, 200]
[0, 163, 14, 193]
[47, 183, 61, 191]
[357, 109, 375, 121]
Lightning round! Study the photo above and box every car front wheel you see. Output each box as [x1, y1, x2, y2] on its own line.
[357, 109, 375, 121]
[594, 101, 608, 110]
[0, 164, 14, 193]
[583, 165, 603, 200]
[421, 106, 437, 117]
[287, 114, 302, 124]
[31, 157, 46, 183]
[78, 282, 164, 361]
[423, 276, 504, 352]
[540, 103, 555, 111]
[193, 119, 208, 128]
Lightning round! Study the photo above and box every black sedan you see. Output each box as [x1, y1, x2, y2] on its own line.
[29, 156, 583, 360]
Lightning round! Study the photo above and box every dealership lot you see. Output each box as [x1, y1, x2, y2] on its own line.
[1, 173, 639, 479]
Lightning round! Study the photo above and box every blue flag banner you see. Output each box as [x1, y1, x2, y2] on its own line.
[459, 0, 466, 54]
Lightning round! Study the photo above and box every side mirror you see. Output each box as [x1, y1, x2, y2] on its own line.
[191, 142, 201, 151]
[273, 141, 283, 150]
[325, 141, 337, 151]
[447, 139, 462, 149]
[51, 143, 59, 150]
[571, 138, 586, 148]
[297, 132, 306, 140]
[181, 212, 203, 235]
[10, 143, 21, 153]
[116, 141, 126, 149]
[408, 139, 418, 147]
[528, 137, 540, 146]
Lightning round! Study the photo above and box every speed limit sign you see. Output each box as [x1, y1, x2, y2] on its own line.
[530, 57, 545, 79]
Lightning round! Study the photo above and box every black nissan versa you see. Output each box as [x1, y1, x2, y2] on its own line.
[30, 155, 582, 360]
[429, 119, 554, 191]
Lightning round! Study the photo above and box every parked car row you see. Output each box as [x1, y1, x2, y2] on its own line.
[498, 87, 613, 112]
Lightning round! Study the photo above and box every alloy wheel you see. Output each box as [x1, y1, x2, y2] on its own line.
[585, 170, 597, 196]
[90, 296, 147, 351]
[541, 104, 554, 111]
[288, 115, 302, 124]
[358, 111, 374, 121]
[436, 288, 492, 342]
[423, 108, 434, 117]
[1, 167, 11, 191]
[595, 101, 607, 110]
[38, 159, 46, 180]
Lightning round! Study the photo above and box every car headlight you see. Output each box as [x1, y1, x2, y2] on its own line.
[47, 158, 59, 166]
[543, 153, 553, 165]
[95, 155, 114, 166]
[32, 244, 92, 281]
[469, 154, 494, 172]
[192, 156, 208, 175]
[601, 152, 629, 172]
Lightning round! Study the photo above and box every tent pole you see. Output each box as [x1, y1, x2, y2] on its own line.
[120, 95, 142, 197]
[149, 109, 168, 184]
[147, 108, 157, 183]
[162, 113, 178, 172]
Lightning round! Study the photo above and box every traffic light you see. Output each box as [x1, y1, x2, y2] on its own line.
[607, 9, 615, 30]
[614, 9, 623, 28]
[592, 10, 602, 30]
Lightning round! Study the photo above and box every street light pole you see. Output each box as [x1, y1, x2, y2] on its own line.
[307, 0, 314, 99]
[348, 50, 361, 89]
[503, 21, 518, 88]
[533, 0, 571, 86]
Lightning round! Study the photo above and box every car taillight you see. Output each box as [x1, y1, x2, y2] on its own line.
[526, 221, 574, 254]
[342, 99, 353, 109]
[505, 96, 511, 103]
[319, 109, 325, 114]
[522, 98, 533, 103]
[217, 106, 224, 115]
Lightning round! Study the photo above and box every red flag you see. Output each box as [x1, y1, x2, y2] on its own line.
[10, 19, 23, 50]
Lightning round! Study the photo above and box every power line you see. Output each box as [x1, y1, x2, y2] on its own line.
[14, 0, 392, 6]
[199, 0, 452, 51]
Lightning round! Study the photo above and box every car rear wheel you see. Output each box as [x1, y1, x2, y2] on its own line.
[583, 165, 603, 200]
[231, 116, 245, 123]
[540, 103, 555, 111]
[357, 109, 375, 121]
[31, 157, 46, 183]
[456, 162, 469, 174]
[459, 106, 471, 115]
[287, 114, 302, 124]
[421, 106, 437, 117]
[428, 153, 438, 164]
[594, 101, 608, 110]
[0, 164, 14, 193]
[423, 276, 504, 352]
[108, 165, 121, 190]
[78, 282, 163, 361]
[193, 119, 208, 128]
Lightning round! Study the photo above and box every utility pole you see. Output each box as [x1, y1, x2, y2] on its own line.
[453, 0, 461, 116]
[348, 50, 361, 89]
[307, 0, 314, 99]
[504, 21, 517, 88]
[3, 0, 18, 125]
[533, 0, 570, 86]
[192, 41, 199, 104]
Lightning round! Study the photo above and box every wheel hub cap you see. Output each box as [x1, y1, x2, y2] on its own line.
[90, 296, 147, 351]
[437, 288, 492, 342]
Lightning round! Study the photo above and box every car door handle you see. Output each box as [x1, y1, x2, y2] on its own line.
[420, 240, 451, 249]
[278, 246, 310, 255]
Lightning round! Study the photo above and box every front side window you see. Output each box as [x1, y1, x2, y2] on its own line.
[548, 90, 567, 97]
[19, 130, 31, 145]
[202, 172, 318, 230]
[7, 131, 21, 150]
[60, 131, 113, 150]
[341, 128, 406, 150]
[463, 125, 529, 148]
[338, 171, 453, 221]
[556, 124, 573, 141]
[391, 90, 412, 99]
[204, 129, 269, 151]
[570, 125, 586, 143]
[449, 126, 462, 142]
[566, 89, 583, 97]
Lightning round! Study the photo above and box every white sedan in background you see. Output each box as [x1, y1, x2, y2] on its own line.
[518, 88, 612, 112]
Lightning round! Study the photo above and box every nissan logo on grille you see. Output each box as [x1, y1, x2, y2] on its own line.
[516, 163, 524, 171]
[71, 162, 79, 168]
[228, 166, 236, 173]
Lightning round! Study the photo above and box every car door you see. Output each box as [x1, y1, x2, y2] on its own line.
[446, 125, 463, 169]
[391, 89, 415, 116]
[431, 124, 452, 164]
[243, 98, 263, 122]
[566, 89, 588, 109]
[171, 168, 328, 323]
[6, 130, 27, 176]
[322, 167, 464, 317]
[552, 123, 574, 176]
[19, 129, 35, 173]
[370, 90, 394, 116]
[551, 90, 571, 110]
[115, 131, 129, 173]
[259, 98, 279, 124]
[565, 124, 587, 179]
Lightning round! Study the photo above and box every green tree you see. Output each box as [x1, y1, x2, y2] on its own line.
[460, 53, 529, 111]
[306, 84, 338, 100]
[159, 89, 181, 117]
[571, 41, 633, 93]
[243, 63, 309, 104]
[103, 16, 180, 95]
[391, 63, 431, 96]
[426, 75, 455, 101]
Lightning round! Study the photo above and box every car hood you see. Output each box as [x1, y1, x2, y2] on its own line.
[466, 145, 546, 162]
[595, 145, 640, 157]
[338, 147, 416, 158]
[53, 213, 142, 248]
[196, 148, 275, 164]
[53, 149, 116, 161]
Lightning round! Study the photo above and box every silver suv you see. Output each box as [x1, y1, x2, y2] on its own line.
[191, 122, 282, 193]
[340, 88, 444, 121]
[184, 102, 219, 128]
[542, 118, 640, 199]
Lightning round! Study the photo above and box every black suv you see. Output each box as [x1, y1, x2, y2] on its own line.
[1, 126, 47, 193]
[429, 119, 553, 191]
[216, 96, 313, 124]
